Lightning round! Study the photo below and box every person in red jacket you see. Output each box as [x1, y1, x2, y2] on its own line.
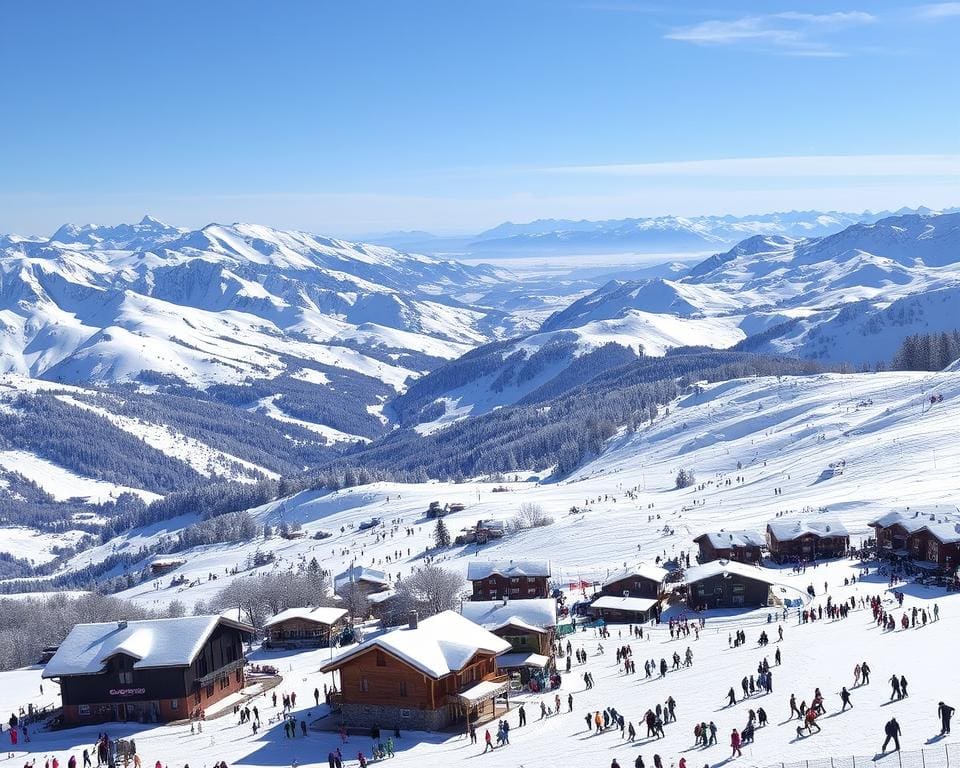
[730, 728, 742, 757]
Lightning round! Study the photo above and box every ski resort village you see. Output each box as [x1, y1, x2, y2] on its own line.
[3, 4, 960, 768]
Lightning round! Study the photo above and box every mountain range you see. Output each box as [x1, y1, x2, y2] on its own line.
[366, 206, 956, 257]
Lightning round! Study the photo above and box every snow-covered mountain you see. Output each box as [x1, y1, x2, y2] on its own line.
[0, 218, 520, 419]
[464, 207, 954, 256]
[395, 211, 960, 430]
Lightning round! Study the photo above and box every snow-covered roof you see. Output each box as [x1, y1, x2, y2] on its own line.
[601, 563, 668, 588]
[263, 606, 348, 628]
[694, 531, 765, 549]
[591, 595, 658, 613]
[766, 519, 849, 542]
[466, 560, 551, 580]
[460, 598, 557, 630]
[870, 508, 960, 544]
[42, 616, 253, 678]
[497, 651, 550, 669]
[683, 560, 779, 586]
[334, 566, 390, 593]
[320, 610, 511, 679]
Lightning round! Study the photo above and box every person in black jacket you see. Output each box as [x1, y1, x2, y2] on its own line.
[939, 702, 955, 735]
[882, 717, 902, 752]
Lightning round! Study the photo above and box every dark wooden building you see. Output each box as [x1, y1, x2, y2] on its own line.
[467, 560, 551, 601]
[43, 616, 254, 724]
[321, 611, 511, 731]
[683, 560, 776, 610]
[694, 531, 764, 564]
[870, 508, 960, 569]
[263, 606, 348, 648]
[766, 519, 849, 563]
[589, 563, 668, 622]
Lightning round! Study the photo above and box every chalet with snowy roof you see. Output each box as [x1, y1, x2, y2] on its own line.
[42, 615, 254, 724]
[869, 507, 960, 569]
[467, 560, 551, 601]
[694, 531, 764, 564]
[334, 566, 391, 598]
[320, 611, 511, 731]
[591, 563, 668, 622]
[683, 560, 777, 610]
[263, 606, 349, 648]
[460, 598, 556, 679]
[766, 519, 849, 563]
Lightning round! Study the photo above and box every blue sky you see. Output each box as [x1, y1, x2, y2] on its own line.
[1, 0, 957, 236]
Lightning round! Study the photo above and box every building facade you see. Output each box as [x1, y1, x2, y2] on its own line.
[683, 561, 775, 610]
[263, 606, 348, 648]
[766, 520, 849, 562]
[44, 616, 253, 725]
[694, 531, 764, 564]
[321, 611, 511, 731]
[467, 560, 551, 601]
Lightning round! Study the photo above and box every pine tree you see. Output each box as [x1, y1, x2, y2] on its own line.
[434, 518, 451, 549]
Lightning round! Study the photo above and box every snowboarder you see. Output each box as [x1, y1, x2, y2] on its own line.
[939, 702, 955, 735]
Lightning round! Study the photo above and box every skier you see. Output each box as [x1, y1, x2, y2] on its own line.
[862, 661, 871, 684]
[789, 694, 801, 720]
[727, 688, 737, 707]
[889, 675, 902, 701]
[940, 702, 955, 735]
[900, 675, 909, 698]
[882, 717, 901, 752]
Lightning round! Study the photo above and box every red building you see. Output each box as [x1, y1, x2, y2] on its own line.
[869, 508, 960, 569]
[467, 560, 551, 600]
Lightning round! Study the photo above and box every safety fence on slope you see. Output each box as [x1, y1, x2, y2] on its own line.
[764, 741, 960, 768]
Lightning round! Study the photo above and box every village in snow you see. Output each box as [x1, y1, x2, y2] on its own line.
[1, 367, 959, 768]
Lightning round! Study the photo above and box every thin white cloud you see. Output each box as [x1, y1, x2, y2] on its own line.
[537, 154, 960, 178]
[665, 10, 876, 56]
[915, 2, 960, 18]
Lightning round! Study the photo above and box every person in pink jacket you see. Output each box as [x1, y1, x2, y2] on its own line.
[730, 728, 742, 757]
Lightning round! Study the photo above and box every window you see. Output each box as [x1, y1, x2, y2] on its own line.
[360, 678, 369, 693]
[399, 681, 408, 697]
[376, 650, 386, 667]
[118, 671, 134, 685]
[78, 705, 90, 716]
[732, 584, 745, 594]
[206, 684, 214, 698]
[400, 709, 411, 718]
[220, 675, 229, 690]
[511, 577, 519, 584]
[170, 700, 179, 711]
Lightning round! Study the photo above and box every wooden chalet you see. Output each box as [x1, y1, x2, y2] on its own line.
[683, 560, 777, 610]
[591, 563, 667, 622]
[694, 530, 764, 564]
[467, 560, 551, 601]
[321, 611, 511, 731]
[869, 508, 960, 570]
[766, 519, 849, 563]
[42, 616, 254, 724]
[334, 566, 391, 598]
[460, 598, 557, 682]
[263, 606, 348, 648]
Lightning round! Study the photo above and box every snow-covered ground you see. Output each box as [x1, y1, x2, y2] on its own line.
[1, 367, 958, 767]
[0, 449, 162, 504]
[2, 559, 958, 768]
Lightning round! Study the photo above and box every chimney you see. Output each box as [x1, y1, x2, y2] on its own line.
[408, 611, 418, 630]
